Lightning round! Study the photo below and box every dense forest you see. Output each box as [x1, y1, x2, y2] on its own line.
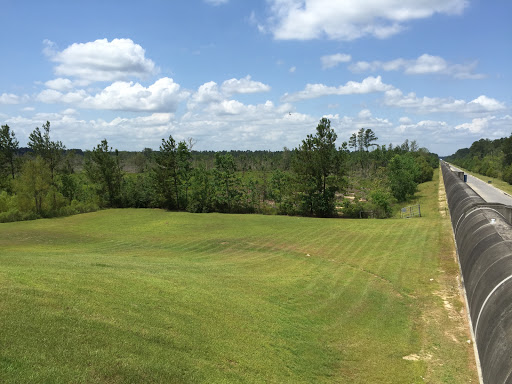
[0, 119, 438, 222]
[445, 134, 512, 183]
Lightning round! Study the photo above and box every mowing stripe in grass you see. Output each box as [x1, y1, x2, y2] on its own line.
[1, 174, 479, 383]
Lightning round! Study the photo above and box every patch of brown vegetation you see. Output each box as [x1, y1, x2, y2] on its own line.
[438, 168, 448, 217]
[403, 352, 432, 361]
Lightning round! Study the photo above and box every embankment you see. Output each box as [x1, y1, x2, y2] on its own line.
[442, 162, 512, 384]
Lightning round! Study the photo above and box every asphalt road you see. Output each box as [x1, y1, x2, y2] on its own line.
[448, 164, 512, 205]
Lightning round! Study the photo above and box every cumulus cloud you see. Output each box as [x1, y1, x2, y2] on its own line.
[181, 99, 315, 149]
[453, 115, 512, 135]
[468, 95, 506, 112]
[334, 109, 392, 133]
[187, 76, 270, 111]
[188, 81, 223, 109]
[5, 112, 176, 150]
[396, 119, 449, 135]
[37, 89, 88, 104]
[0, 93, 28, 105]
[37, 77, 189, 112]
[265, 0, 468, 40]
[383, 89, 506, 115]
[45, 38, 158, 83]
[220, 75, 271, 95]
[44, 78, 75, 92]
[84, 78, 187, 111]
[455, 117, 490, 133]
[349, 54, 485, 79]
[282, 76, 393, 102]
[321, 53, 352, 69]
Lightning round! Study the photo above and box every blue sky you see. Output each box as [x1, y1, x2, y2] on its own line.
[1, 0, 510, 155]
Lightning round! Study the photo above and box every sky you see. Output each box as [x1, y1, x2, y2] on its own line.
[1, 0, 511, 155]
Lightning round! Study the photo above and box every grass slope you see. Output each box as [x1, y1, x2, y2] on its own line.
[0, 169, 477, 383]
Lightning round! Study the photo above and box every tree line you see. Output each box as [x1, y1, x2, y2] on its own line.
[445, 135, 512, 184]
[0, 119, 438, 222]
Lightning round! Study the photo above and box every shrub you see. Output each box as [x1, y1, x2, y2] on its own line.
[370, 190, 393, 218]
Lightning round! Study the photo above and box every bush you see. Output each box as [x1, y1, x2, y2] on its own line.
[370, 190, 393, 218]
[414, 156, 434, 183]
[0, 209, 37, 223]
[341, 198, 367, 218]
[503, 165, 512, 185]
[388, 155, 418, 202]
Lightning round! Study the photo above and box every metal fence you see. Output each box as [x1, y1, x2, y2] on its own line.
[400, 204, 421, 218]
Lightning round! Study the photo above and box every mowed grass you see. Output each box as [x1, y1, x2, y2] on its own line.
[0, 170, 478, 383]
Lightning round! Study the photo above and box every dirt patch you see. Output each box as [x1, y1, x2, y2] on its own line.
[403, 352, 432, 361]
[438, 168, 448, 217]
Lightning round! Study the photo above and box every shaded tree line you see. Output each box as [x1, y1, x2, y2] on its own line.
[445, 136, 512, 183]
[0, 119, 438, 222]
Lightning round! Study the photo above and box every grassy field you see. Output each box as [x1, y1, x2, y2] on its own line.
[0, 169, 477, 383]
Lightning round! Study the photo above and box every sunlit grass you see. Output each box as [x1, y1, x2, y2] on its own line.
[0, 170, 477, 383]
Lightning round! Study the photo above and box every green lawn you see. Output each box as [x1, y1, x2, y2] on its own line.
[0, 170, 477, 383]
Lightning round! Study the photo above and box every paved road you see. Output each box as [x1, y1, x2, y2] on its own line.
[448, 164, 512, 205]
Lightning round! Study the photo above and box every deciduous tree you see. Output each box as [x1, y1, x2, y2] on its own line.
[15, 157, 51, 216]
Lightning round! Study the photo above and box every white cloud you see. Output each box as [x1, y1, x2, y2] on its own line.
[188, 81, 223, 109]
[204, 99, 290, 118]
[321, 53, 352, 69]
[181, 99, 315, 149]
[220, 75, 271, 95]
[46, 38, 158, 83]
[468, 95, 506, 112]
[42, 39, 57, 57]
[289, 66, 297, 73]
[336, 109, 392, 133]
[37, 89, 89, 104]
[282, 76, 393, 102]
[61, 108, 78, 115]
[84, 78, 188, 112]
[349, 54, 485, 79]
[204, 0, 229, 5]
[383, 89, 506, 115]
[0, 93, 28, 105]
[37, 77, 189, 112]
[455, 117, 490, 133]
[405, 54, 449, 74]
[187, 77, 270, 111]
[207, 99, 247, 115]
[44, 78, 75, 92]
[453, 116, 512, 136]
[265, 0, 468, 41]
[396, 119, 448, 135]
[5, 112, 176, 150]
